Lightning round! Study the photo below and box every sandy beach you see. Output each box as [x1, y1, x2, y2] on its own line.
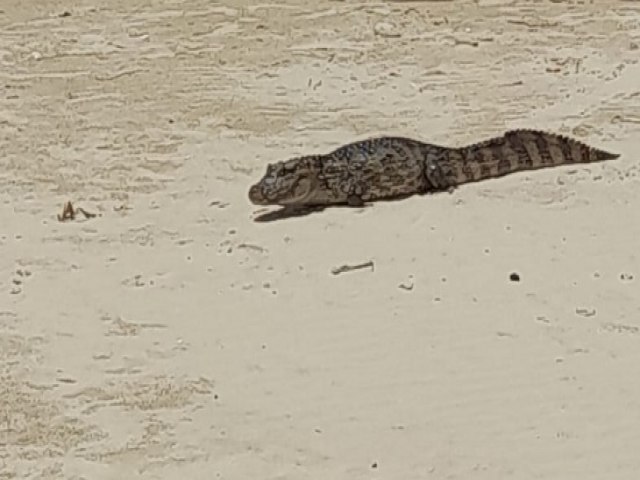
[1, 1, 639, 478]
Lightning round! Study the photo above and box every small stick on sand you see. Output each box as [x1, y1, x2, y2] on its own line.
[57, 201, 97, 222]
[331, 260, 375, 276]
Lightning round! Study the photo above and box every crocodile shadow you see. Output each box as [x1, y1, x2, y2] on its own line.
[252, 205, 329, 222]
[251, 192, 429, 222]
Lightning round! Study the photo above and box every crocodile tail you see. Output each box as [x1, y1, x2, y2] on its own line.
[451, 129, 620, 185]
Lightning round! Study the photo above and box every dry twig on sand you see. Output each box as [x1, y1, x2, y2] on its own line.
[331, 260, 375, 276]
[57, 201, 97, 222]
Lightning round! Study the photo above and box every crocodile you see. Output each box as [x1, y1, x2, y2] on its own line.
[248, 129, 620, 208]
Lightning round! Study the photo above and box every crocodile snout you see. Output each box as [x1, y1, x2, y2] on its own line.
[248, 184, 266, 205]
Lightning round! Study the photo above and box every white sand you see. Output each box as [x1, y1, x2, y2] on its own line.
[2, 1, 639, 478]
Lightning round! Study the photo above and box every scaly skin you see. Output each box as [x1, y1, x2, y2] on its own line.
[248, 129, 620, 207]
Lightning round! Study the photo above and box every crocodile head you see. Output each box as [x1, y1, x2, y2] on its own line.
[249, 156, 321, 206]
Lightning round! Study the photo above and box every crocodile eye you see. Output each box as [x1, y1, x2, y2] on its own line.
[268, 162, 286, 176]
[263, 176, 274, 186]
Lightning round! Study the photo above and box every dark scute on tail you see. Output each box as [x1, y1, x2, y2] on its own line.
[594, 148, 620, 161]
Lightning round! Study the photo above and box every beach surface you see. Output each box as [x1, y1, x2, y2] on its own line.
[1, 1, 639, 478]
